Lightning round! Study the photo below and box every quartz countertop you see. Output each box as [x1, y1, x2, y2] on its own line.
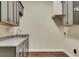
[0, 34, 29, 47]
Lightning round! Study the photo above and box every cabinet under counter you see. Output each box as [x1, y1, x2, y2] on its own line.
[0, 34, 29, 57]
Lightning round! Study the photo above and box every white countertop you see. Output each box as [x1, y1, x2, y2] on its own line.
[0, 37, 28, 47]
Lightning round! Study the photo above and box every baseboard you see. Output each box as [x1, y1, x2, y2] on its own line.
[29, 49, 65, 52]
[29, 49, 74, 57]
[63, 50, 74, 57]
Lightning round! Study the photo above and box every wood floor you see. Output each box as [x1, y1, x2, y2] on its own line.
[28, 52, 69, 57]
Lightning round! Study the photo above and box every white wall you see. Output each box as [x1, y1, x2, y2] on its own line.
[64, 26, 79, 56]
[20, 1, 65, 51]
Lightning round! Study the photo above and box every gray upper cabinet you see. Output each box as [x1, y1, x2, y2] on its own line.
[1, 2, 8, 23]
[14, 1, 17, 25]
[62, 1, 79, 25]
[73, 1, 79, 24]
[16, 2, 19, 26]
[62, 1, 68, 25]
[0, 1, 24, 26]
[8, 1, 14, 23]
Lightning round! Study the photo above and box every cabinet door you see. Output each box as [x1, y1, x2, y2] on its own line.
[8, 1, 14, 23]
[73, 1, 79, 24]
[16, 2, 19, 26]
[62, 1, 68, 25]
[13, 1, 17, 25]
[1, 2, 8, 22]
[68, 1, 73, 25]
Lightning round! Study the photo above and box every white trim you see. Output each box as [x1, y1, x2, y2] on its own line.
[29, 49, 74, 57]
[29, 49, 64, 52]
[62, 50, 74, 57]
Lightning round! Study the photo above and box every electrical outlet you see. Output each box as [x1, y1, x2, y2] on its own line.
[73, 49, 77, 55]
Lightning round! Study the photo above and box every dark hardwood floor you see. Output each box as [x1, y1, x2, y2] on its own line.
[28, 52, 69, 57]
